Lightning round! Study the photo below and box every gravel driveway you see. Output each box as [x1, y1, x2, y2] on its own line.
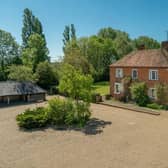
[0, 101, 168, 168]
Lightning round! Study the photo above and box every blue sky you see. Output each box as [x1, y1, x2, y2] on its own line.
[1, 0, 168, 61]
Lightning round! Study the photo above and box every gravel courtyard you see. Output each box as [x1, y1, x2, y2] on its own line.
[1, 101, 168, 168]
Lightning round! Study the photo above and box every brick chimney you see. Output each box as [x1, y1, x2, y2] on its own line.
[138, 44, 145, 50]
[161, 41, 168, 59]
[161, 41, 168, 51]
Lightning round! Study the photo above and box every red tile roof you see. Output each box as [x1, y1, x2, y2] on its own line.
[110, 49, 168, 68]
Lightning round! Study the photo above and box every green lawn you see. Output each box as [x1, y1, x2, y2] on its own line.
[92, 81, 110, 95]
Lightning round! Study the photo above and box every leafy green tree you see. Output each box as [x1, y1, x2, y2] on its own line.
[22, 8, 47, 48]
[8, 65, 36, 82]
[114, 35, 133, 59]
[70, 24, 76, 40]
[22, 33, 49, 72]
[36, 61, 58, 89]
[59, 64, 93, 102]
[98, 27, 117, 40]
[77, 36, 116, 81]
[62, 24, 77, 53]
[134, 36, 160, 49]
[63, 25, 70, 52]
[59, 65, 93, 126]
[0, 29, 21, 80]
[63, 41, 93, 74]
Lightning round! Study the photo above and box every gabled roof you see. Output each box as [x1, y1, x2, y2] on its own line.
[0, 81, 46, 97]
[110, 49, 168, 68]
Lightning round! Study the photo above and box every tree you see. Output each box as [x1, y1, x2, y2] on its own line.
[36, 61, 58, 89]
[98, 27, 117, 40]
[114, 35, 133, 59]
[134, 36, 160, 49]
[8, 65, 36, 82]
[70, 24, 76, 41]
[98, 27, 134, 59]
[62, 24, 77, 53]
[77, 36, 117, 81]
[59, 64, 93, 102]
[62, 26, 70, 52]
[22, 33, 49, 72]
[22, 8, 47, 48]
[63, 40, 93, 74]
[0, 29, 21, 80]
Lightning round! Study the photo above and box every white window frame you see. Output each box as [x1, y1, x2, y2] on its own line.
[148, 88, 157, 99]
[114, 82, 121, 94]
[115, 68, 123, 78]
[132, 69, 138, 80]
[149, 70, 158, 80]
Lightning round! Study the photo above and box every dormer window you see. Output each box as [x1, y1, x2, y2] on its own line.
[116, 68, 123, 78]
[132, 69, 138, 79]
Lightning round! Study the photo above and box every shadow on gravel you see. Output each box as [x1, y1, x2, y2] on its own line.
[20, 118, 112, 136]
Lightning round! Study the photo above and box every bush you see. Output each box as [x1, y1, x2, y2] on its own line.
[130, 82, 150, 106]
[105, 94, 111, 100]
[156, 84, 168, 105]
[16, 98, 91, 129]
[91, 93, 102, 103]
[47, 98, 74, 125]
[147, 103, 164, 110]
[16, 107, 48, 129]
[66, 102, 91, 127]
[48, 98, 91, 127]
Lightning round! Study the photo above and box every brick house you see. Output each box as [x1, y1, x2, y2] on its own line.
[110, 41, 168, 100]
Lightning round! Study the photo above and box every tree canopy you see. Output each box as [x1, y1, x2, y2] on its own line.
[0, 29, 21, 80]
[8, 65, 36, 82]
[22, 33, 49, 72]
[22, 8, 47, 48]
[134, 36, 160, 49]
[59, 64, 93, 102]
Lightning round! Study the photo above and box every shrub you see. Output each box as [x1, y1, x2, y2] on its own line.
[147, 103, 164, 110]
[156, 84, 168, 105]
[70, 102, 91, 127]
[105, 94, 111, 100]
[17, 98, 91, 129]
[130, 82, 150, 106]
[91, 93, 102, 103]
[48, 98, 91, 126]
[47, 98, 70, 125]
[16, 107, 48, 129]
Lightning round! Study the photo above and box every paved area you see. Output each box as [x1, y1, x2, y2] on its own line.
[101, 100, 161, 115]
[0, 101, 168, 168]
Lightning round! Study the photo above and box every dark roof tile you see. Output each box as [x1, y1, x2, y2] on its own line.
[0, 81, 46, 96]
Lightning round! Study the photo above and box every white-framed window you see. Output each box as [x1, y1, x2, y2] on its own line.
[114, 82, 121, 94]
[115, 68, 123, 78]
[132, 69, 138, 79]
[149, 70, 158, 80]
[148, 88, 157, 99]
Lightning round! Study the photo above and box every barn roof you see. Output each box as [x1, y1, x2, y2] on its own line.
[0, 81, 46, 97]
[110, 49, 168, 68]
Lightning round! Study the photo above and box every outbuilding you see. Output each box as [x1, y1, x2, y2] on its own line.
[0, 81, 46, 104]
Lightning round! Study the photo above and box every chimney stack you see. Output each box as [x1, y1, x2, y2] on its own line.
[138, 44, 145, 50]
[161, 41, 168, 51]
